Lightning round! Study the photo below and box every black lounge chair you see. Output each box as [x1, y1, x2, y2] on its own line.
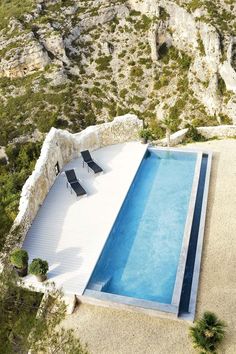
[81, 150, 103, 174]
[65, 169, 87, 197]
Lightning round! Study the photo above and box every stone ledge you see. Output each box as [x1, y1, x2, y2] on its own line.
[157, 125, 236, 146]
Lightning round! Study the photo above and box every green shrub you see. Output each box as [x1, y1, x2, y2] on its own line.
[218, 77, 227, 95]
[197, 33, 206, 56]
[134, 15, 152, 32]
[95, 55, 112, 71]
[130, 9, 141, 16]
[154, 75, 169, 90]
[189, 311, 226, 353]
[129, 95, 145, 105]
[0, 0, 34, 30]
[29, 258, 48, 276]
[119, 88, 128, 99]
[139, 128, 152, 140]
[159, 7, 170, 20]
[130, 66, 144, 78]
[10, 249, 28, 269]
[218, 113, 232, 125]
[187, 0, 204, 12]
[185, 125, 206, 142]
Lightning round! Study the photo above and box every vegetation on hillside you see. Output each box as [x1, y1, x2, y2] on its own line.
[0, 0, 34, 30]
[0, 269, 88, 353]
[0, 142, 42, 250]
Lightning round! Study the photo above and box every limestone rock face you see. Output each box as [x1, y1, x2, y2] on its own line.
[38, 26, 70, 65]
[129, 0, 236, 119]
[79, 5, 129, 32]
[129, 0, 160, 16]
[188, 56, 221, 116]
[0, 33, 50, 78]
[219, 37, 236, 94]
[0, 0, 235, 147]
[222, 98, 236, 124]
[149, 23, 159, 61]
[45, 67, 69, 86]
[162, 3, 222, 115]
[220, 61, 236, 94]
[166, 2, 199, 54]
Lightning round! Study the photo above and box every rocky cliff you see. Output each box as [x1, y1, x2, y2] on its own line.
[0, 0, 236, 148]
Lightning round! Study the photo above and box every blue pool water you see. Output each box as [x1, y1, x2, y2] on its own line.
[87, 149, 197, 304]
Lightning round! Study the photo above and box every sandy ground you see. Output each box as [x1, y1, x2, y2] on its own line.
[61, 139, 236, 354]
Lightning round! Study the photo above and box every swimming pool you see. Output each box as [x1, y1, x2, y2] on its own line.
[85, 148, 211, 318]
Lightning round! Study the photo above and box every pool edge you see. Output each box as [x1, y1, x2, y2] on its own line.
[82, 147, 212, 321]
[187, 151, 213, 321]
[172, 152, 202, 307]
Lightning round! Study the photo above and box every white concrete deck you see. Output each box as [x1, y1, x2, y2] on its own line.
[22, 142, 147, 295]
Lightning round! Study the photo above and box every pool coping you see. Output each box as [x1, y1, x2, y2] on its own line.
[186, 151, 213, 321]
[171, 151, 202, 307]
[83, 289, 178, 317]
[83, 146, 210, 319]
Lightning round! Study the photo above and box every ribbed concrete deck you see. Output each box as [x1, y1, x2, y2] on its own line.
[22, 142, 147, 295]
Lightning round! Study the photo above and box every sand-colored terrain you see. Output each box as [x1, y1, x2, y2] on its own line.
[61, 139, 236, 354]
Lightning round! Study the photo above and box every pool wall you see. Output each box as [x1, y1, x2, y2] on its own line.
[82, 147, 212, 321]
[186, 151, 212, 321]
[171, 151, 202, 307]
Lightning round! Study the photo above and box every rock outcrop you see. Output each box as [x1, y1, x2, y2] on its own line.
[0, 0, 236, 145]
[0, 32, 50, 78]
[219, 37, 236, 94]
[129, 0, 236, 122]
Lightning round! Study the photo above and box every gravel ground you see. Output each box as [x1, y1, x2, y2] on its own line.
[61, 139, 236, 354]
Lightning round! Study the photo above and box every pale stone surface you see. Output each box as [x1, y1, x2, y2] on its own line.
[149, 23, 159, 61]
[39, 29, 70, 65]
[198, 125, 236, 138]
[166, 1, 199, 54]
[63, 295, 77, 315]
[219, 37, 236, 94]
[21, 142, 147, 296]
[0, 33, 51, 78]
[157, 125, 236, 146]
[0, 0, 235, 122]
[45, 67, 69, 86]
[222, 98, 236, 124]
[0, 115, 142, 265]
[129, 0, 160, 16]
[60, 139, 236, 354]
[220, 61, 236, 94]
[79, 5, 129, 32]
[0, 147, 7, 160]
[129, 0, 234, 117]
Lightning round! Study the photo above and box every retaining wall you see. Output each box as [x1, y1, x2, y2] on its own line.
[0, 114, 142, 266]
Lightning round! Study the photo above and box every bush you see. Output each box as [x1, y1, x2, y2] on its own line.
[29, 258, 48, 275]
[189, 311, 226, 353]
[10, 249, 28, 269]
[130, 66, 144, 78]
[95, 55, 112, 71]
[134, 15, 152, 31]
[185, 125, 206, 142]
[139, 128, 152, 140]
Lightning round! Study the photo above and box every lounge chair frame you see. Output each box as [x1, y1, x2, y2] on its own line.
[81, 150, 103, 174]
[64, 169, 87, 197]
